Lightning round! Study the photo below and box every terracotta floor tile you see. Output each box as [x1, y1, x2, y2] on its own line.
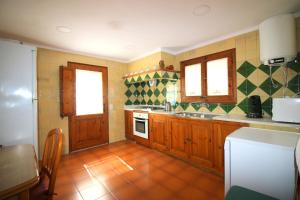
[48, 141, 224, 200]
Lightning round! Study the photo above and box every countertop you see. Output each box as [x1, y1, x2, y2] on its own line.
[124, 105, 300, 129]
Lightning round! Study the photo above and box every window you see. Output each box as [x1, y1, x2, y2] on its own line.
[180, 49, 236, 103]
[76, 69, 103, 115]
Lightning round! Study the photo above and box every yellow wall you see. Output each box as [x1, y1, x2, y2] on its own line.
[127, 52, 161, 72]
[37, 48, 127, 155]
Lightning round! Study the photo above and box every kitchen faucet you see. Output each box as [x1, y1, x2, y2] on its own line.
[200, 102, 210, 109]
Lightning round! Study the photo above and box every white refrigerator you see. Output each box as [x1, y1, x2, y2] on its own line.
[0, 40, 38, 155]
[225, 127, 299, 200]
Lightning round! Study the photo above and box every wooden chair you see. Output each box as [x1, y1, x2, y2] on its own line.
[31, 128, 63, 198]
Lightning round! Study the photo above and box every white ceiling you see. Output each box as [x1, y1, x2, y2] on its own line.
[0, 0, 299, 62]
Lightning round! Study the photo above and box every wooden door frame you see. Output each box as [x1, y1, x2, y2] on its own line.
[67, 62, 109, 152]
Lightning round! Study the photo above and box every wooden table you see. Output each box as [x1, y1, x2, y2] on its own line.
[0, 145, 39, 200]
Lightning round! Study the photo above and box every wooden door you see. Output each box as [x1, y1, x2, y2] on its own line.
[61, 62, 109, 152]
[188, 120, 213, 168]
[168, 118, 189, 159]
[213, 121, 247, 174]
[124, 110, 133, 140]
[149, 114, 168, 152]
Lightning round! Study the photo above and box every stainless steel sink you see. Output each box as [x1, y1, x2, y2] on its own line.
[174, 112, 218, 119]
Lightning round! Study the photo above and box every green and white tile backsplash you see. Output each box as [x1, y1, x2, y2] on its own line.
[124, 53, 300, 116]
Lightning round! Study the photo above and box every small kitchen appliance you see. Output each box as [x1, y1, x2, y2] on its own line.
[272, 98, 300, 123]
[246, 95, 263, 118]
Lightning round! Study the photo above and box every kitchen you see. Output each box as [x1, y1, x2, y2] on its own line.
[0, 1, 300, 200]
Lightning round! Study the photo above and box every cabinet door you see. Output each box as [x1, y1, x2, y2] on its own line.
[149, 114, 168, 152]
[168, 118, 189, 159]
[213, 121, 247, 174]
[124, 110, 133, 139]
[189, 120, 213, 168]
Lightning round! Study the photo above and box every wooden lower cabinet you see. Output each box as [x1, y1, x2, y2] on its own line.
[189, 120, 214, 168]
[168, 118, 189, 160]
[212, 120, 247, 174]
[148, 114, 247, 176]
[149, 114, 169, 152]
[124, 110, 133, 139]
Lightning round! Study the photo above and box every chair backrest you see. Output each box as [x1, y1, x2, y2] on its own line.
[41, 128, 63, 195]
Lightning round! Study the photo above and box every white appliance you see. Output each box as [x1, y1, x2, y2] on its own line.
[0, 40, 38, 155]
[259, 14, 296, 65]
[133, 112, 148, 139]
[225, 127, 299, 200]
[272, 98, 300, 123]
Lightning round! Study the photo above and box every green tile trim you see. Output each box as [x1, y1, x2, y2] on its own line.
[125, 99, 132, 105]
[180, 102, 189, 110]
[191, 103, 201, 111]
[154, 99, 161, 105]
[237, 61, 256, 78]
[172, 102, 179, 110]
[161, 79, 168, 85]
[147, 99, 153, 105]
[207, 104, 218, 112]
[162, 72, 170, 78]
[144, 74, 151, 80]
[153, 72, 161, 79]
[220, 104, 235, 113]
[141, 99, 146, 104]
[137, 76, 142, 82]
[133, 99, 140, 105]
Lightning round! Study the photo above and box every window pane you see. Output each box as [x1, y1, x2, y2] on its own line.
[76, 69, 103, 115]
[207, 58, 228, 96]
[185, 64, 201, 96]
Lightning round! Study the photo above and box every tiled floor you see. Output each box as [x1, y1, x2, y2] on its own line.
[33, 140, 224, 200]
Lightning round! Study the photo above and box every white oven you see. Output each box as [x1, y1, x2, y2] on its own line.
[133, 112, 148, 139]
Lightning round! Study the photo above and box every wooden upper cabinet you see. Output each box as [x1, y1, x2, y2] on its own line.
[149, 114, 169, 152]
[124, 110, 133, 139]
[189, 120, 214, 168]
[168, 118, 189, 159]
[212, 120, 247, 174]
[59, 66, 75, 117]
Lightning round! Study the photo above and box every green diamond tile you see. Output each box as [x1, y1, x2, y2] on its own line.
[220, 104, 235, 113]
[154, 99, 161, 105]
[124, 79, 130, 85]
[141, 81, 146, 88]
[237, 61, 256, 78]
[125, 99, 132, 105]
[133, 90, 140, 97]
[258, 64, 280, 75]
[173, 73, 179, 80]
[162, 72, 170, 78]
[172, 102, 179, 110]
[130, 77, 135, 83]
[259, 78, 282, 95]
[207, 104, 218, 112]
[147, 89, 153, 97]
[237, 79, 257, 96]
[141, 99, 146, 105]
[161, 79, 168, 85]
[125, 90, 132, 97]
[287, 74, 300, 93]
[287, 52, 300, 73]
[144, 74, 151, 80]
[262, 97, 272, 116]
[147, 99, 153, 105]
[133, 99, 140, 105]
[134, 82, 140, 88]
[154, 88, 160, 97]
[141, 90, 146, 97]
[153, 72, 161, 79]
[191, 103, 201, 111]
[180, 102, 189, 110]
[237, 98, 249, 114]
[137, 76, 142, 82]
[161, 88, 167, 97]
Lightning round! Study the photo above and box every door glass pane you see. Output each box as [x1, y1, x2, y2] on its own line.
[76, 69, 103, 115]
[185, 64, 201, 96]
[207, 58, 228, 96]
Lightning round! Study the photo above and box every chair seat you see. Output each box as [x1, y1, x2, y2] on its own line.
[225, 186, 279, 200]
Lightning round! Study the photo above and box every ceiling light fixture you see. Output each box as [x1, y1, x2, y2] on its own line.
[193, 5, 211, 16]
[56, 26, 72, 33]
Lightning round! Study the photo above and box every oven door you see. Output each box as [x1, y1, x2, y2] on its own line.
[133, 118, 148, 139]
